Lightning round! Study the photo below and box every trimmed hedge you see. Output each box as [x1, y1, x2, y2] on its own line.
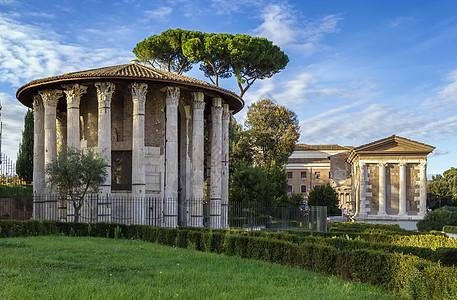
[1, 220, 457, 299]
[444, 225, 457, 234]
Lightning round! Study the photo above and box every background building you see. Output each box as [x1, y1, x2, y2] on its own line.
[285, 144, 351, 204]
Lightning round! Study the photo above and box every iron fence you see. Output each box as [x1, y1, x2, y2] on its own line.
[229, 202, 327, 232]
[2, 195, 328, 232]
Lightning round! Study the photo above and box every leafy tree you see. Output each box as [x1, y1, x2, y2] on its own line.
[229, 163, 270, 205]
[45, 145, 108, 222]
[307, 183, 340, 216]
[16, 109, 34, 184]
[133, 28, 201, 74]
[229, 117, 253, 175]
[230, 35, 289, 98]
[287, 192, 304, 206]
[245, 99, 300, 167]
[264, 160, 288, 203]
[229, 161, 288, 206]
[134, 29, 289, 98]
[427, 168, 457, 209]
[183, 32, 233, 86]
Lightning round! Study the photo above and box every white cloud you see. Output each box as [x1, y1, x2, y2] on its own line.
[210, 0, 263, 15]
[0, 13, 131, 87]
[429, 149, 449, 157]
[298, 97, 457, 148]
[0, 12, 132, 170]
[26, 12, 55, 19]
[0, 92, 28, 162]
[421, 68, 457, 113]
[388, 16, 414, 28]
[252, 3, 341, 54]
[144, 6, 173, 21]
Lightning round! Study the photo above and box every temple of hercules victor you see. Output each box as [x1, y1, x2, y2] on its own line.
[16, 61, 244, 228]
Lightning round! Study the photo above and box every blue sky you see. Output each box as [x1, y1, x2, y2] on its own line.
[1, 0, 457, 176]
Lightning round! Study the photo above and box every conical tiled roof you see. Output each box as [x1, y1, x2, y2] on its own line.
[16, 62, 244, 112]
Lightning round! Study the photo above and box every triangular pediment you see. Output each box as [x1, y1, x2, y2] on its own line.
[354, 135, 435, 154]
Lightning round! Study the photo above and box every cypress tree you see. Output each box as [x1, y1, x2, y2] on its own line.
[16, 109, 34, 184]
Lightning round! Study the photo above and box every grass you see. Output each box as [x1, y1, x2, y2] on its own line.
[0, 236, 401, 300]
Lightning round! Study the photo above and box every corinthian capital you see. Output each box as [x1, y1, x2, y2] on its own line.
[222, 104, 231, 121]
[166, 86, 180, 106]
[95, 82, 115, 107]
[32, 94, 43, 112]
[130, 82, 148, 100]
[192, 92, 205, 110]
[39, 89, 63, 108]
[62, 84, 87, 108]
[212, 105, 223, 118]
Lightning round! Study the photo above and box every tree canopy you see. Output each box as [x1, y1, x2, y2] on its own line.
[133, 29, 201, 74]
[307, 183, 340, 216]
[45, 145, 108, 222]
[16, 109, 33, 184]
[133, 29, 289, 97]
[244, 99, 300, 167]
[427, 167, 457, 209]
[229, 161, 287, 205]
[230, 35, 289, 98]
[183, 32, 234, 87]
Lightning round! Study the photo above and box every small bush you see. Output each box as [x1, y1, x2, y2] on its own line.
[417, 206, 457, 231]
[443, 225, 457, 234]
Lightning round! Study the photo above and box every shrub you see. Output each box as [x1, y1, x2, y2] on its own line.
[444, 225, 457, 234]
[1, 220, 456, 299]
[417, 206, 457, 231]
[0, 184, 33, 198]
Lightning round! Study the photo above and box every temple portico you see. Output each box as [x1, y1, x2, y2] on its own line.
[17, 62, 244, 228]
[347, 135, 434, 229]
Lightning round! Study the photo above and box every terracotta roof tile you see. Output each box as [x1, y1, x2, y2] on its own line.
[16, 63, 244, 112]
[287, 158, 331, 164]
[295, 144, 353, 151]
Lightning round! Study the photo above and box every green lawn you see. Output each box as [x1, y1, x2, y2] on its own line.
[0, 236, 401, 299]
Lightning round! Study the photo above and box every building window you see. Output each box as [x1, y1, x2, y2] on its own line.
[288, 185, 293, 193]
[329, 172, 331, 179]
[300, 185, 307, 193]
[315, 172, 320, 179]
[287, 172, 293, 179]
[301, 172, 307, 180]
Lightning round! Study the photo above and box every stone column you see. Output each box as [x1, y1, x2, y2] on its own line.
[56, 112, 67, 154]
[209, 97, 223, 229]
[131, 83, 148, 196]
[56, 111, 67, 221]
[130, 83, 148, 225]
[63, 84, 87, 149]
[190, 92, 205, 227]
[95, 82, 115, 195]
[164, 86, 180, 228]
[221, 104, 231, 229]
[398, 163, 407, 216]
[419, 162, 427, 216]
[358, 161, 367, 217]
[378, 163, 387, 216]
[33, 95, 44, 219]
[39, 89, 62, 220]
